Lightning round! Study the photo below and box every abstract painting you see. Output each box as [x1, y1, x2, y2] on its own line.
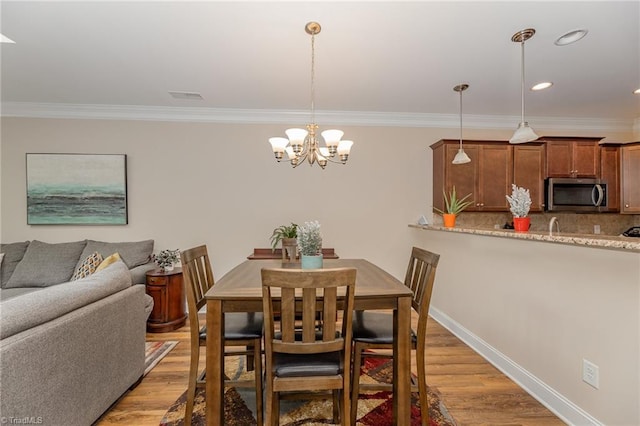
[26, 153, 128, 225]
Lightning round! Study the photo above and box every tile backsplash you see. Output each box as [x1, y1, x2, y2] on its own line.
[432, 212, 639, 236]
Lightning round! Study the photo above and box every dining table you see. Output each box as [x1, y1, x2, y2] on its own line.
[204, 258, 413, 425]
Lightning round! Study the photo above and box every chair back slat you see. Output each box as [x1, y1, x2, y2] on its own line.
[404, 246, 440, 328]
[261, 267, 356, 356]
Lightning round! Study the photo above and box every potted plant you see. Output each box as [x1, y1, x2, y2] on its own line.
[297, 220, 323, 269]
[270, 222, 298, 263]
[152, 249, 180, 272]
[506, 184, 532, 232]
[433, 186, 473, 228]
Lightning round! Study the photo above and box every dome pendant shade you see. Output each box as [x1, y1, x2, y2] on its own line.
[510, 28, 538, 145]
[452, 148, 471, 164]
[452, 83, 471, 164]
[510, 122, 539, 144]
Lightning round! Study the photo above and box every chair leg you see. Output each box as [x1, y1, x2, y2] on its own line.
[416, 343, 429, 426]
[253, 339, 263, 426]
[184, 345, 200, 426]
[350, 342, 364, 425]
[332, 390, 340, 423]
[247, 344, 255, 372]
[273, 392, 280, 426]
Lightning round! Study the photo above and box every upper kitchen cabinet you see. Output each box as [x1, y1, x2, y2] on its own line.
[541, 136, 603, 178]
[432, 140, 513, 212]
[621, 143, 640, 214]
[599, 144, 620, 212]
[513, 144, 545, 212]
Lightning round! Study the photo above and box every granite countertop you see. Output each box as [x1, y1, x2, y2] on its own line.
[409, 224, 640, 253]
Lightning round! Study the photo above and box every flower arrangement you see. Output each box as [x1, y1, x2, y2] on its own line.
[152, 249, 180, 271]
[297, 220, 322, 256]
[433, 186, 473, 215]
[506, 184, 532, 218]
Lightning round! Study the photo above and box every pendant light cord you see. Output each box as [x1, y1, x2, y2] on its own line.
[520, 40, 525, 123]
[459, 88, 463, 149]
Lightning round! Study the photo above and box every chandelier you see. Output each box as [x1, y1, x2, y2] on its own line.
[268, 22, 353, 169]
[509, 28, 539, 144]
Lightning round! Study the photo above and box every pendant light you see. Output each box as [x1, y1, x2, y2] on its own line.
[452, 83, 471, 164]
[509, 28, 539, 144]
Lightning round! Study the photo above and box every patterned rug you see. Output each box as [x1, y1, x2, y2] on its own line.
[145, 341, 178, 376]
[159, 354, 456, 425]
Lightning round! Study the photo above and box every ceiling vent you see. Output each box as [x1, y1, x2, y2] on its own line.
[169, 91, 204, 100]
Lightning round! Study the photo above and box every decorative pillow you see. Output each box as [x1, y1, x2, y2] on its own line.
[0, 241, 30, 288]
[5, 240, 87, 288]
[76, 239, 154, 270]
[71, 252, 104, 281]
[96, 252, 122, 272]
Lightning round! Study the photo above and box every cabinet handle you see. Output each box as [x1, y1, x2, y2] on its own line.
[626, 204, 630, 208]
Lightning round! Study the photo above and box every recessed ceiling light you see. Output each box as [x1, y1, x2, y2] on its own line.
[1, 33, 15, 44]
[634, 88, 640, 95]
[169, 91, 203, 100]
[531, 82, 553, 91]
[555, 29, 588, 46]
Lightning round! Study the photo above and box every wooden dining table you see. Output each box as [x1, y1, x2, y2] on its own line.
[204, 258, 413, 425]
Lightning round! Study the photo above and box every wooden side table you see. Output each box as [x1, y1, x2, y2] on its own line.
[145, 267, 187, 332]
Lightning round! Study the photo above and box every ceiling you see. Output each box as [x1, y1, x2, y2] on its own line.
[1, 1, 639, 132]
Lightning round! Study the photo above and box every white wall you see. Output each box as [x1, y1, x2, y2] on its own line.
[1, 116, 637, 424]
[411, 229, 640, 425]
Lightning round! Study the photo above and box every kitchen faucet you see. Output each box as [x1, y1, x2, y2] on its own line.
[549, 216, 560, 236]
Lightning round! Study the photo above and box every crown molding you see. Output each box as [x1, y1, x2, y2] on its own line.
[0, 101, 633, 133]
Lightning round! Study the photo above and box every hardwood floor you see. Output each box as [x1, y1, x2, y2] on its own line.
[97, 313, 564, 426]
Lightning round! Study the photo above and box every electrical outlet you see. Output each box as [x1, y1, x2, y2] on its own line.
[583, 359, 599, 389]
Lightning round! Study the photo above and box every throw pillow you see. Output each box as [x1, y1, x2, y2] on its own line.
[96, 252, 122, 272]
[5, 240, 87, 288]
[76, 239, 154, 270]
[71, 252, 104, 281]
[0, 241, 30, 288]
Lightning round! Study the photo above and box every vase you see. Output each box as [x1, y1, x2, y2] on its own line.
[301, 254, 323, 269]
[281, 238, 298, 265]
[442, 213, 456, 228]
[513, 217, 530, 232]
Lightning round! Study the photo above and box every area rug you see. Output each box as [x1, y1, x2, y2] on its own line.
[145, 341, 178, 376]
[159, 354, 456, 426]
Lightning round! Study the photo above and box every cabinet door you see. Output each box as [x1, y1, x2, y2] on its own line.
[546, 142, 572, 177]
[573, 142, 599, 177]
[513, 145, 545, 211]
[444, 143, 479, 210]
[146, 284, 168, 322]
[477, 144, 513, 210]
[600, 146, 620, 212]
[621, 144, 640, 214]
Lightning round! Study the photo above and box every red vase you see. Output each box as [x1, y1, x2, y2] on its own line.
[513, 217, 530, 232]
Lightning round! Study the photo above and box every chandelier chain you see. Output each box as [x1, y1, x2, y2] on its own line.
[310, 32, 316, 124]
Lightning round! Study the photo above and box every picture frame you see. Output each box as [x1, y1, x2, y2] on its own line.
[26, 153, 128, 225]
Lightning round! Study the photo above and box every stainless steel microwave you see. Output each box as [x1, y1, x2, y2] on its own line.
[544, 178, 609, 212]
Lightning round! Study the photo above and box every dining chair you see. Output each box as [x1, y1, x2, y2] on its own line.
[350, 246, 440, 426]
[180, 245, 263, 426]
[261, 267, 357, 426]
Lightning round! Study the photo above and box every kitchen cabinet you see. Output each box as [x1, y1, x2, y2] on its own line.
[431, 140, 513, 212]
[512, 144, 545, 212]
[599, 144, 620, 212]
[541, 136, 602, 178]
[621, 143, 640, 214]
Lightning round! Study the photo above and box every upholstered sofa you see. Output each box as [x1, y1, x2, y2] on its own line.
[0, 239, 156, 425]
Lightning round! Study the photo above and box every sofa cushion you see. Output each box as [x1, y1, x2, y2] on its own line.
[0, 260, 132, 339]
[0, 241, 30, 288]
[5, 240, 87, 288]
[76, 239, 153, 270]
[71, 252, 104, 281]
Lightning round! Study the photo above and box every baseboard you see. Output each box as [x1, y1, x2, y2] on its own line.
[429, 307, 603, 426]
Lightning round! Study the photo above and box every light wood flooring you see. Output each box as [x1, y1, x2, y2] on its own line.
[97, 313, 564, 426]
